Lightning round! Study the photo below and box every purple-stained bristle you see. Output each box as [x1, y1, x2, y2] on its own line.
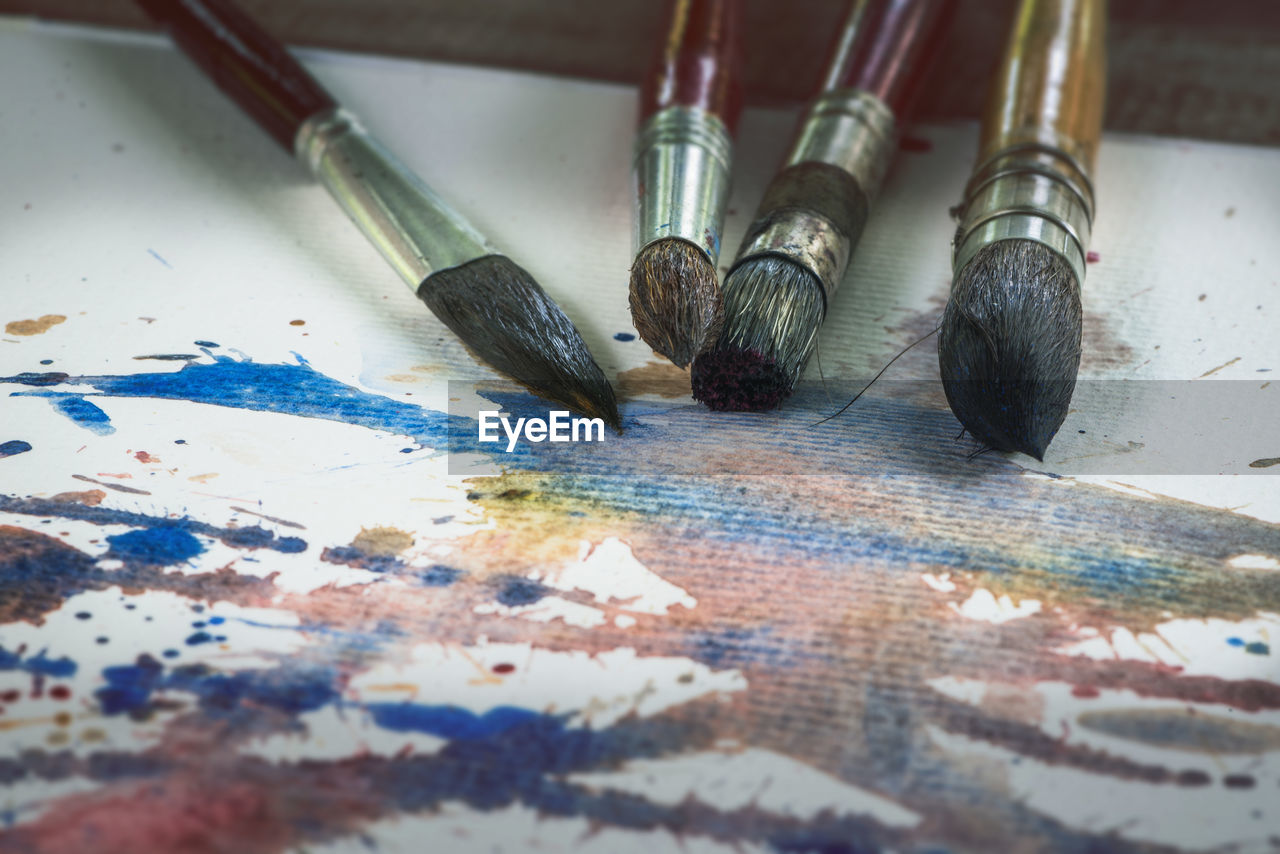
[691, 346, 790, 411]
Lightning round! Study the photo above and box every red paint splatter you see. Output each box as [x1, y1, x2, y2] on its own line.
[899, 136, 933, 152]
[1, 689, 20, 703]
[50, 685, 72, 701]
[1071, 685, 1100, 698]
[1086, 251, 1101, 264]
[134, 451, 158, 463]
[492, 663, 515, 674]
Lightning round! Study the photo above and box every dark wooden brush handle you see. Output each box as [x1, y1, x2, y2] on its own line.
[639, 0, 746, 133]
[136, 0, 337, 151]
[824, 0, 956, 116]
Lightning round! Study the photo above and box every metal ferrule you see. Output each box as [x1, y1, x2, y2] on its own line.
[734, 88, 896, 301]
[632, 105, 734, 262]
[786, 88, 897, 201]
[295, 107, 495, 287]
[952, 141, 1095, 285]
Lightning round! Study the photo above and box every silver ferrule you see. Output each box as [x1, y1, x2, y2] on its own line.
[952, 142, 1095, 285]
[787, 88, 897, 201]
[295, 108, 496, 287]
[632, 105, 734, 262]
[737, 212, 852, 303]
[735, 88, 897, 301]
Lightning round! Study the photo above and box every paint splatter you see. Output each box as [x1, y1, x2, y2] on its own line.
[614, 332, 636, 342]
[1249, 457, 1280, 469]
[4, 353, 452, 449]
[899, 136, 933, 153]
[1086, 251, 1101, 264]
[0, 439, 32, 458]
[5, 314, 66, 336]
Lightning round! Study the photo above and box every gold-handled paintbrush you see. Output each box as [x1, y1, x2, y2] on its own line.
[939, 0, 1106, 459]
[136, 0, 620, 429]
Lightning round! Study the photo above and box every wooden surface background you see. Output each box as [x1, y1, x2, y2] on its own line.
[4, 0, 1279, 148]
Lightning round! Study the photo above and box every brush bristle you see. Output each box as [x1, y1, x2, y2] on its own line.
[938, 239, 1082, 460]
[628, 239, 723, 369]
[690, 255, 825, 411]
[418, 255, 620, 430]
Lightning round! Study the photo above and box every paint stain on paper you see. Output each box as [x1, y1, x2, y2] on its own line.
[5, 314, 66, 336]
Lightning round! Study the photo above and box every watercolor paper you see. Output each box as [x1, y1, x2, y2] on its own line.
[1, 18, 1278, 853]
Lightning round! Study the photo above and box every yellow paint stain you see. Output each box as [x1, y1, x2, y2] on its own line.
[81, 728, 107, 743]
[616, 359, 691, 399]
[46, 730, 69, 746]
[385, 374, 421, 384]
[363, 682, 421, 699]
[351, 526, 414, 558]
[5, 314, 66, 336]
[188, 473, 219, 483]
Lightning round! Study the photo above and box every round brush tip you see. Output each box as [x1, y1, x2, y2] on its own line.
[939, 240, 1083, 459]
[628, 239, 724, 369]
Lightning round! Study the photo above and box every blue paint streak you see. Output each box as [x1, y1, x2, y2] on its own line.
[0, 440, 32, 458]
[1245, 641, 1270, 655]
[186, 631, 213, 646]
[0, 646, 78, 678]
[147, 248, 172, 269]
[5, 354, 453, 449]
[95, 654, 338, 718]
[47, 394, 115, 435]
[613, 332, 636, 342]
[1227, 637, 1245, 647]
[367, 703, 544, 740]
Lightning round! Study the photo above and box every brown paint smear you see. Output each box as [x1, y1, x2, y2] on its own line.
[6, 314, 66, 336]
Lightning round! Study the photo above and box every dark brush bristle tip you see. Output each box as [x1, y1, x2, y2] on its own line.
[691, 255, 824, 412]
[628, 239, 724, 369]
[938, 239, 1083, 460]
[690, 346, 789, 411]
[418, 255, 620, 431]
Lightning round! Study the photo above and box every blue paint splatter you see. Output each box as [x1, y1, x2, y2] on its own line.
[5, 353, 453, 449]
[419, 564, 463, 587]
[207, 616, 225, 625]
[0, 496, 307, 557]
[147, 248, 172, 269]
[1227, 637, 1245, 647]
[0, 647, 78, 678]
[495, 576, 550, 607]
[1245, 642, 1270, 655]
[367, 704, 544, 740]
[0, 440, 32, 458]
[106, 525, 204, 566]
[614, 332, 636, 342]
[186, 631, 213, 646]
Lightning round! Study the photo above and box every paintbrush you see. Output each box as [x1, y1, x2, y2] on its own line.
[629, 0, 745, 369]
[939, 0, 1105, 460]
[692, 0, 956, 410]
[135, 0, 619, 429]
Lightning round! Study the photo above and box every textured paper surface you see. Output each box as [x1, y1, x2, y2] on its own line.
[1, 19, 1279, 854]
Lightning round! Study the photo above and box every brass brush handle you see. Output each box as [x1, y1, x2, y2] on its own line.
[979, 0, 1106, 176]
[954, 0, 1106, 286]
